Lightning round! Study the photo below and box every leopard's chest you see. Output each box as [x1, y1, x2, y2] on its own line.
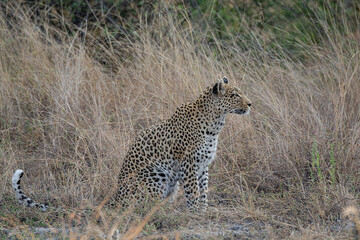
[195, 117, 225, 173]
[196, 134, 219, 169]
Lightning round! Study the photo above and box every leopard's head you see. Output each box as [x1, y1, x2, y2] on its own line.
[211, 77, 252, 115]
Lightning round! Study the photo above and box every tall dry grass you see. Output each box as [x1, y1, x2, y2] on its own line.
[0, 2, 359, 238]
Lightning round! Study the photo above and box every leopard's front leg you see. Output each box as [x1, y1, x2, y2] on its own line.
[180, 160, 200, 210]
[198, 165, 209, 209]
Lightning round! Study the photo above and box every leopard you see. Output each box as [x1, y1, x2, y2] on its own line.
[12, 77, 251, 211]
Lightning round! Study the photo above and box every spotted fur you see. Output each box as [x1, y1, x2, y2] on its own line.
[115, 77, 251, 210]
[12, 169, 48, 211]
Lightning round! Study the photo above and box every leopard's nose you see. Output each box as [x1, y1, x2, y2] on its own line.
[247, 103, 252, 107]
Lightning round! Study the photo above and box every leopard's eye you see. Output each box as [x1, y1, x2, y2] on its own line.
[231, 94, 239, 98]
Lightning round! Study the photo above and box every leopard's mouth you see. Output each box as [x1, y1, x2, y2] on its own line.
[234, 108, 250, 115]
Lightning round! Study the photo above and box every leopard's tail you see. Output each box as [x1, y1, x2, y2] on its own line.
[12, 169, 48, 211]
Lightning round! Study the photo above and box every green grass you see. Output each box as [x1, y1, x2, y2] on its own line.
[310, 138, 323, 182]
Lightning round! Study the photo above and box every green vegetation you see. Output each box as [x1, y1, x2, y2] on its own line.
[310, 138, 323, 182]
[11, 0, 360, 60]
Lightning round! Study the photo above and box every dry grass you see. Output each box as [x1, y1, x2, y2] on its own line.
[0, 2, 359, 239]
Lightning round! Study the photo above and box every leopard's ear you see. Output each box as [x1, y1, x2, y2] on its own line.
[212, 81, 226, 95]
[222, 76, 228, 84]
